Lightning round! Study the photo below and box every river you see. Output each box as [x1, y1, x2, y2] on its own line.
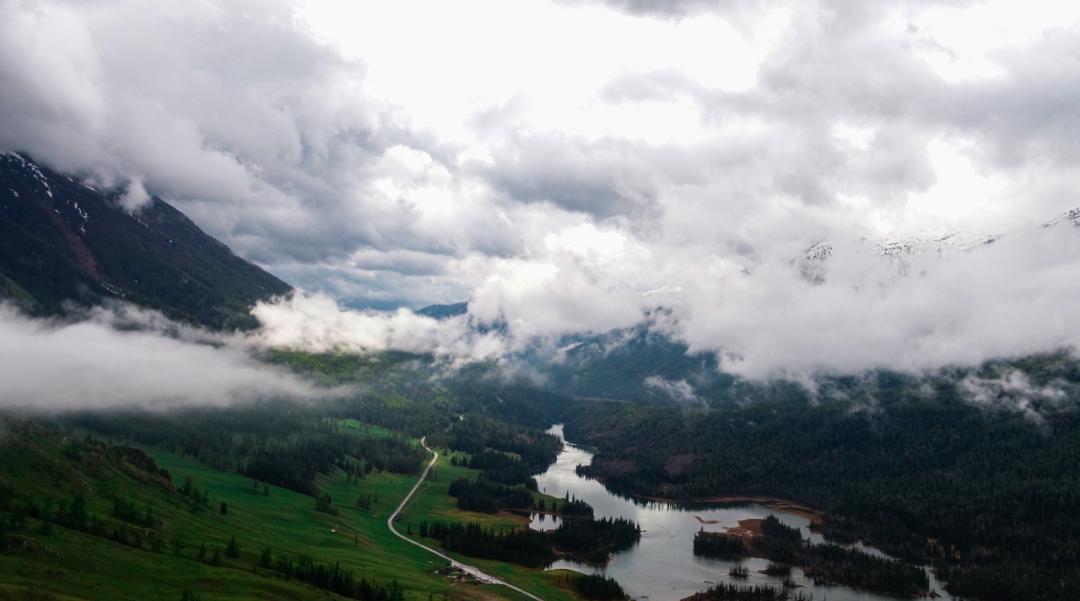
[530, 425, 956, 601]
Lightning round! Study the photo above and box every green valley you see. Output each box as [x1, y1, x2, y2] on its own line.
[0, 407, 582, 601]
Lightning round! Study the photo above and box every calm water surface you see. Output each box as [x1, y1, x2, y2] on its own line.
[531, 425, 955, 601]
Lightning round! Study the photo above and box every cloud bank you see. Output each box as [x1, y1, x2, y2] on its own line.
[251, 292, 508, 364]
[0, 304, 323, 410]
[249, 218, 1080, 379]
[675, 223, 1080, 377]
[3, 0, 1080, 379]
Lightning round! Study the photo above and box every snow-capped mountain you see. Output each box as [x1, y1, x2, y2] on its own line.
[796, 209, 1080, 284]
[1043, 208, 1080, 229]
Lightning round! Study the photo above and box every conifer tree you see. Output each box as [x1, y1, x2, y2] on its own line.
[68, 493, 87, 528]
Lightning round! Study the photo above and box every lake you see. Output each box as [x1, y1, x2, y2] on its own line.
[530, 425, 956, 601]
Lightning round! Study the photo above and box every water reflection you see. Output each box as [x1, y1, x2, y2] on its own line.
[533, 424, 954, 601]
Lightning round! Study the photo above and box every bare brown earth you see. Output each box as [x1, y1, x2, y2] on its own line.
[724, 518, 764, 543]
[44, 196, 101, 278]
[498, 509, 531, 526]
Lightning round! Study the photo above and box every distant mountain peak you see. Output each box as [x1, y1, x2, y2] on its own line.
[416, 301, 469, 319]
[1043, 207, 1080, 229]
[796, 225, 1010, 285]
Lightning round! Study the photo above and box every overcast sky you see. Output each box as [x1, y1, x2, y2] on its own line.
[3, 0, 1080, 377]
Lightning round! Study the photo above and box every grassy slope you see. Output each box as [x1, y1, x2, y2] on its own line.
[0, 429, 351, 601]
[392, 448, 578, 601]
[0, 424, 581, 601]
[337, 419, 393, 439]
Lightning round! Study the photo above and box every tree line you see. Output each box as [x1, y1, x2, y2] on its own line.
[66, 405, 425, 496]
[693, 515, 928, 597]
[428, 414, 560, 476]
[567, 573, 626, 600]
[260, 546, 405, 601]
[447, 477, 534, 513]
[684, 582, 812, 601]
[417, 515, 640, 567]
[565, 377, 1080, 601]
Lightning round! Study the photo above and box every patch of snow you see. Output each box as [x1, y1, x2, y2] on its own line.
[1044, 208, 1080, 228]
[798, 230, 999, 284]
[8, 154, 55, 199]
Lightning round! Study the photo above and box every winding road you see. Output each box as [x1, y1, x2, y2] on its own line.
[386, 437, 546, 601]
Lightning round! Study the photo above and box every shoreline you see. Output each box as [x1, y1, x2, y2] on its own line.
[624, 490, 823, 526]
[562, 439, 824, 525]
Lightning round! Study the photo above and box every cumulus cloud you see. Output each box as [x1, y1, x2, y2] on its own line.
[0, 0, 394, 265]
[4, 0, 1080, 381]
[251, 292, 509, 363]
[480, 133, 660, 219]
[0, 304, 325, 410]
[675, 222, 1080, 377]
[117, 177, 150, 212]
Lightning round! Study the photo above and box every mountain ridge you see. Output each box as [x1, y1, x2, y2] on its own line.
[416, 301, 469, 319]
[0, 153, 291, 329]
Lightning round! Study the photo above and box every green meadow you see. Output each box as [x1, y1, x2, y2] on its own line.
[391, 448, 578, 601]
[0, 423, 582, 601]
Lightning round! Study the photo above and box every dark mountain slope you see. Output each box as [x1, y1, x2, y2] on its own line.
[0, 153, 290, 329]
[416, 301, 468, 319]
[541, 326, 735, 404]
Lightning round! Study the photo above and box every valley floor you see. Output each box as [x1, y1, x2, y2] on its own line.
[0, 422, 578, 601]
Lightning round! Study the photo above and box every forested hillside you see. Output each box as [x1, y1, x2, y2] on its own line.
[565, 379, 1080, 601]
[0, 387, 584, 601]
[0, 418, 433, 601]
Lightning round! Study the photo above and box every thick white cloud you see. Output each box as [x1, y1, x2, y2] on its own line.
[677, 223, 1080, 377]
[4, 0, 1080, 379]
[251, 292, 509, 363]
[0, 304, 324, 410]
